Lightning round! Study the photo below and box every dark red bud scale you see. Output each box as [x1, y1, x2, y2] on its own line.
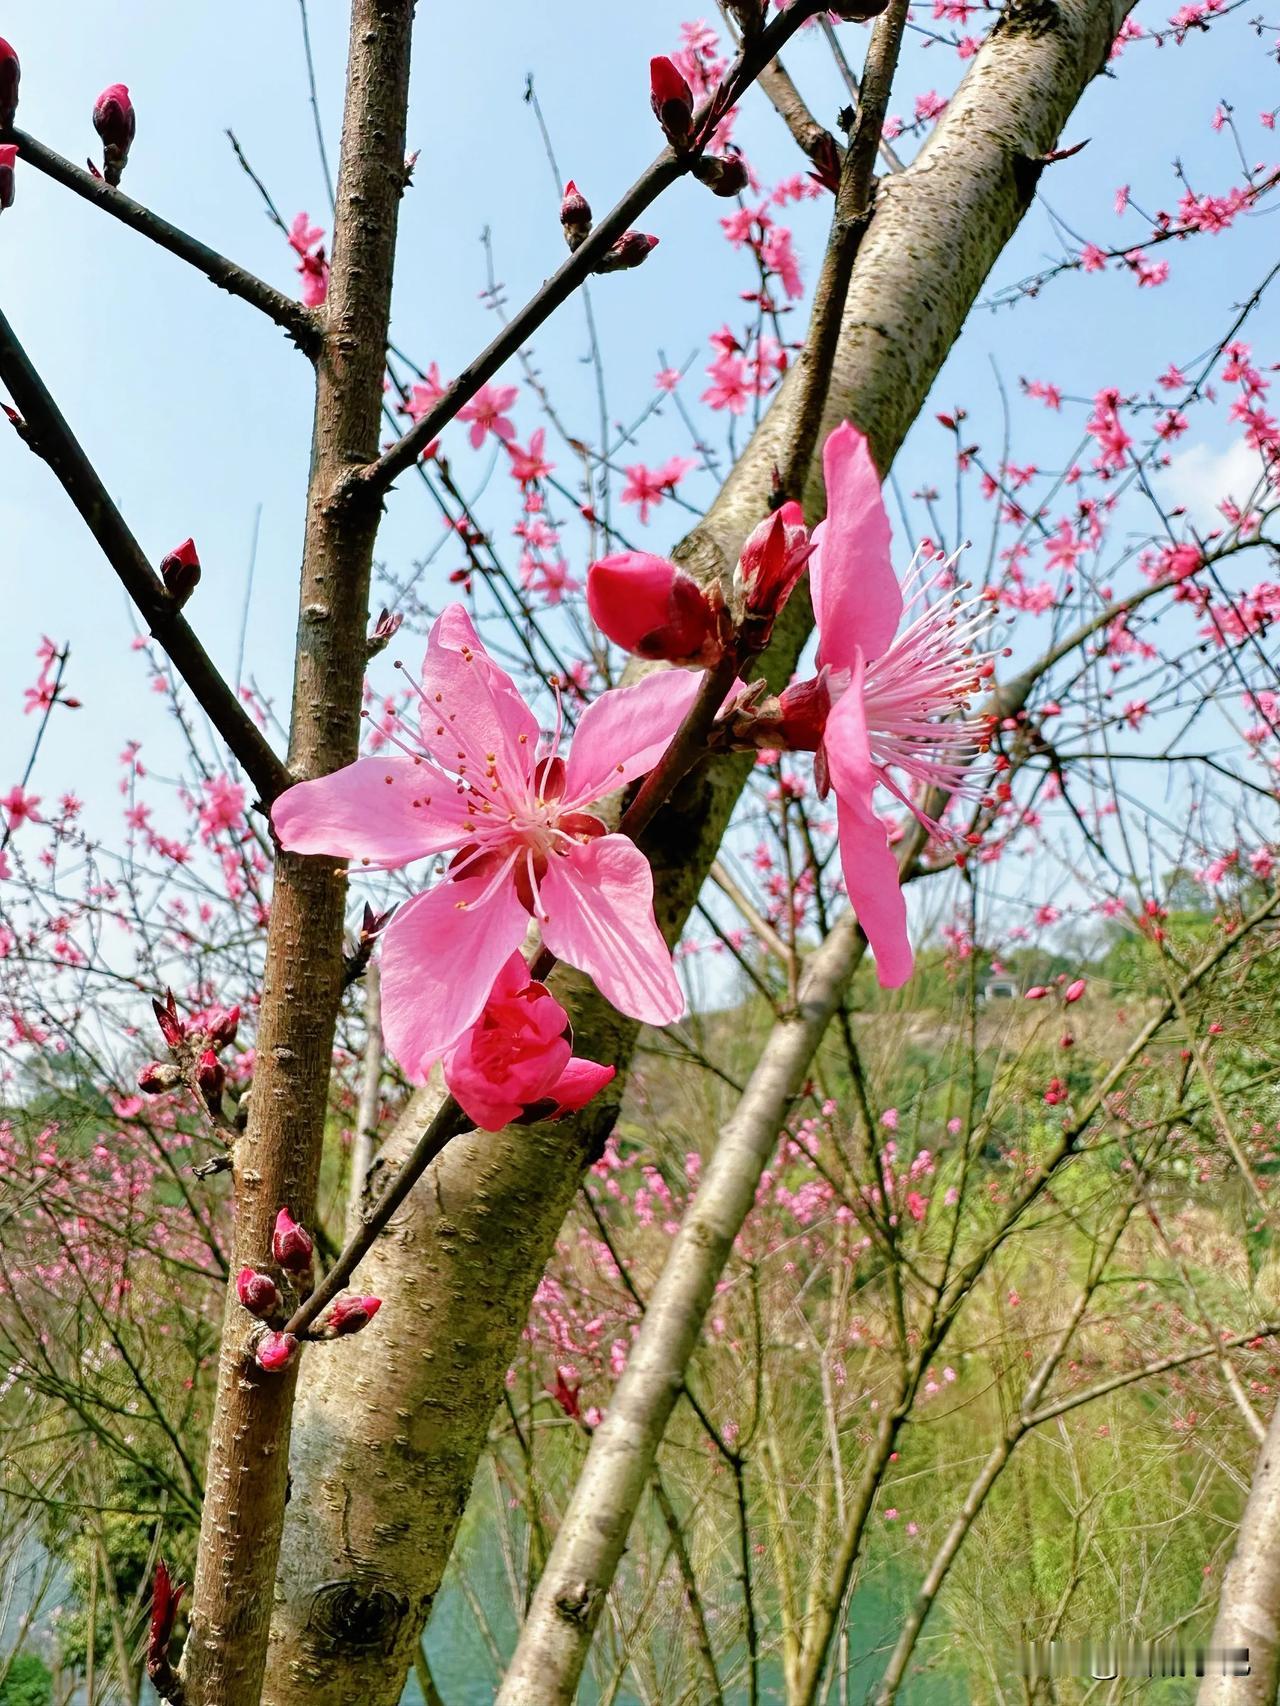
[0, 39, 19, 131]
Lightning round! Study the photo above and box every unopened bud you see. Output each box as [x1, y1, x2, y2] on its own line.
[0, 39, 19, 130]
[320, 1294, 383, 1337]
[93, 84, 135, 186]
[594, 231, 659, 274]
[137, 1059, 182, 1094]
[735, 502, 814, 641]
[0, 143, 16, 214]
[1024, 986, 1049, 1000]
[587, 552, 727, 667]
[236, 1267, 282, 1319]
[205, 1004, 240, 1050]
[691, 152, 749, 198]
[255, 1330, 299, 1373]
[159, 538, 200, 609]
[195, 1047, 225, 1113]
[147, 1561, 185, 1678]
[650, 57, 694, 147]
[808, 132, 842, 195]
[271, 1205, 314, 1275]
[367, 607, 403, 657]
[559, 180, 592, 251]
[1064, 978, 1086, 1004]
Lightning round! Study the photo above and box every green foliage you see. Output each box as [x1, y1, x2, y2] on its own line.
[0, 1653, 52, 1706]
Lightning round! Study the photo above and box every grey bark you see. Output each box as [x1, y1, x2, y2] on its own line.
[263, 1, 1135, 1699]
[1198, 1397, 1280, 1706]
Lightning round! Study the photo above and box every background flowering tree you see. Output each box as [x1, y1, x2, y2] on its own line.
[1, 2, 1278, 1705]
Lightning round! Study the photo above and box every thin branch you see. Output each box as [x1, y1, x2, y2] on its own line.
[0, 308, 291, 805]
[7, 130, 319, 355]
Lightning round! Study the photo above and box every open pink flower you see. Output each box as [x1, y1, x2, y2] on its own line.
[272, 605, 696, 1074]
[457, 383, 519, 449]
[443, 952, 615, 1127]
[807, 423, 993, 987]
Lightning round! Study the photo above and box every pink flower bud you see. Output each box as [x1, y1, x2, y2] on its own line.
[650, 57, 694, 146]
[204, 1004, 240, 1050]
[151, 988, 185, 1049]
[735, 502, 814, 635]
[195, 1048, 225, 1113]
[137, 1059, 182, 1094]
[236, 1267, 282, 1319]
[159, 538, 200, 608]
[0, 39, 19, 130]
[560, 180, 592, 251]
[595, 231, 659, 274]
[1023, 986, 1049, 1000]
[0, 144, 17, 216]
[691, 152, 749, 198]
[271, 1206, 314, 1275]
[93, 84, 135, 187]
[368, 607, 403, 655]
[1064, 978, 1086, 1004]
[321, 1294, 383, 1337]
[587, 552, 726, 667]
[255, 1330, 299, 1373]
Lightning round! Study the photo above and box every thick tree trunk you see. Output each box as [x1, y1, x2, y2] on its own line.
[263, 2, 1133, 1699]
[1198, 1397, 1280, 1706]
[176, 6, 415, 1703]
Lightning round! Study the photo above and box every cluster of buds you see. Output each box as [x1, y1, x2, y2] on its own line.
[159, 538, 200, 609]
[586, 500, 813, 671]
[137, 988, 240, 1115]
[0, 37, 18, 130]
[92, 84, 135, 186]
[1024, 978, 1087, 1004]
[1043, 1076, 1069, 1106]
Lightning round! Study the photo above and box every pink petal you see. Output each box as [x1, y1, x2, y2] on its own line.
[380, 869, 529, 1079]
[538, 834, 684, 1026]
[551, 1056, 617, 1114]
[823, 657, 913, 988]
[809, 422, 899, 669]
[417, 605, 539, 787]
[563, 668, 703, 807]
[271, 757, 470, 869]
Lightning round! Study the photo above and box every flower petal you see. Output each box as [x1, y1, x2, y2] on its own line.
[380, 869, 528, 1080]
[810, 421, 899, 670]
[538, 833, 684, 1026]
[551, 1056, 617, 1115]
[417, 604, 540, 790]
[562, 668, 703, 807]
[823, 655, 913, 989]
[272, 757, 470, 869]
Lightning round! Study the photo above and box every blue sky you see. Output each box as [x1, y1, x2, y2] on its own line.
[0, 1, 1274, 938]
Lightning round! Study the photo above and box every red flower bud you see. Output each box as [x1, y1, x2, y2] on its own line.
[0, 39, 19, 130]
[650, 57, 695, 146]
[255, 1330, 299, 1373]
[735, 502, 814, 635]
[0, 143, 15, 215]
[236, 1267, 282, 1319]
[1023, 986, 1049, 1000]
[775, 670, 834, 751]
[151, 989, 186, 1049]
[147, 1561, 185, 1678]
[271, 1206, 314, 1275]
[93, 84, 135, 186]
[559, 180, 592, 251]
[594, 231, 659, 274]
[320, 1294, 383, 1337]
[159, 538, 201, 609]
[195, 1048, 225, 1112]
[587, 552, 727, 667]
[1064, 978, 1086, 1004]
[691, 152, 749, 198]
[808, 131, 842, 195]
[137, 1059, 182, 1094]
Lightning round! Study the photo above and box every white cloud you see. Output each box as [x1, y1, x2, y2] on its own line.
[1158, 437, 1269, 532]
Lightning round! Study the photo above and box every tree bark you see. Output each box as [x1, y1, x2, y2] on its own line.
[176, 6, 416, 1703]
[263, 1, 1134, 1699]
[1198, 1397, 1280, 1706]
